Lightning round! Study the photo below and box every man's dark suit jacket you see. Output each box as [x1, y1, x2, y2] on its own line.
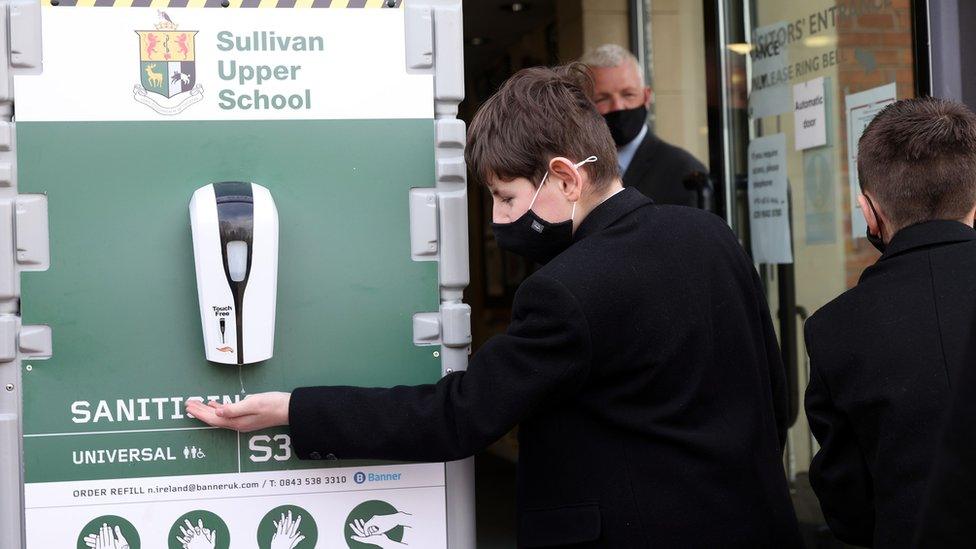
[804, 221, 976, 548]
[290, 188, 801, 548]
[622, 130, 708, 207]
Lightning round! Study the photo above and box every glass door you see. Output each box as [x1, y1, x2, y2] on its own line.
[706, 0, 928, 538]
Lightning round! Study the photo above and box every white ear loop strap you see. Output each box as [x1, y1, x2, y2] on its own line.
[529, 156, 599, 212]
[571, 156, 598, 220]
[528, 172, 550, 210]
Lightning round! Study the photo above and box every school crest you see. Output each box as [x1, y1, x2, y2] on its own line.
[133, 11, 204, 115]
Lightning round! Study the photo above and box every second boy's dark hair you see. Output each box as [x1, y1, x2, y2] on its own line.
[859, 97, 976, 230]
[465, 63, 620, 191]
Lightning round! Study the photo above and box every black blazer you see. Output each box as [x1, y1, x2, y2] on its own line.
[913, 331, 976, 548]
[804, 221, 976, 548]
[912, 247, 976, 548]
[622, 130, 708, 207]
[289, 189, 801, 548]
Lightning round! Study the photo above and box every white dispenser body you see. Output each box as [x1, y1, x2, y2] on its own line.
[189, 182, 279, 364]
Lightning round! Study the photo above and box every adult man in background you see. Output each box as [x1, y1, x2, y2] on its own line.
[580, 44, 708, 208]
[804, 97, 976, 548]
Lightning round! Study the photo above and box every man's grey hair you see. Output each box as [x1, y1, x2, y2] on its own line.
[580, 44, 644, 86]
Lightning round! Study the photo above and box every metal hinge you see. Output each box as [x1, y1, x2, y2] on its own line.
[403, 1, 463, 102]
[9, 0, 42, 75]
[18, 324, 51, 359]
[0, 320, 50, 363]
[0, 192, 51, 363]
[412, 302, 471, 349]
[0, 194, 49, 299]
[409, 186, 471, 351]
[16, 194, 49, 271]
[404, 4, 433, 73]
[409, 188, 439, 261]
[409, 123, 466, 271]
[0, 0, 42, 102]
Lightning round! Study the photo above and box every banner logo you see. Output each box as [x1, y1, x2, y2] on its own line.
[133, 11, 204, 115]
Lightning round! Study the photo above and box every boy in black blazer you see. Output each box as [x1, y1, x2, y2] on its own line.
[804, 97, 976, 548]
[189, 64, 801, 548]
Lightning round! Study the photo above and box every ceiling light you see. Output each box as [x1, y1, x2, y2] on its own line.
[502, 2, 529, 12]
[726, 43, 753, 55]
[803, 35, 837, 48]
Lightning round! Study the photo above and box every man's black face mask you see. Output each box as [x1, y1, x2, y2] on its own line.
[603, 105, 647, 146]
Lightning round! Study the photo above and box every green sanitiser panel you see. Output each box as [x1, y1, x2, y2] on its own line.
[19, 119, 440, 481]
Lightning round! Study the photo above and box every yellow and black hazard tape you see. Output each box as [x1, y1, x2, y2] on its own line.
[47, 0, 401, 8]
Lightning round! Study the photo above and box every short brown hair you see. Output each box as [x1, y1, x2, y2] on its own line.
[465, 63, 619, 192]
[858, 97, 976, 230]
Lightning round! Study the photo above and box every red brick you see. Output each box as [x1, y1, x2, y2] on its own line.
[882, 32, 912, 47]
[838, 33, 888, 47]
[894, 8, 912, 29]
[871, 48, 913, 66]
[841, 71, 890, 87]
[858, 13, 895, 29]
[894, 67, 915, 82]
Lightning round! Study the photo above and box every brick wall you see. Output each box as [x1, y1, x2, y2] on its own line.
[837, 0, 916, 287]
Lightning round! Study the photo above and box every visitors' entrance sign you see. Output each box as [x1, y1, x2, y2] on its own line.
[749, 21, 792, 119]
[14, 5, 464, 548]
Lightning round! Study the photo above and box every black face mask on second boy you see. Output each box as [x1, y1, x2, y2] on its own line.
[491, 156, 598, 265]
[603, 105, 647, 146]
[863, 195, 886, 254]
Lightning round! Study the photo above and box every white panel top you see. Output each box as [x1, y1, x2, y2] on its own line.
[14, 7, 434, 121]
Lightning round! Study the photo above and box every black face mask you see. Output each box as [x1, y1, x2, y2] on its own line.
[491, 156, 598, 265]
[603, 105, 647, 146]
[865, 227, 885, 254]
[492, 210, 574, 266]
[864, 196, 885, 254]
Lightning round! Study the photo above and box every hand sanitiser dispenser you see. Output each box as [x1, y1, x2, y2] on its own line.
[189, 182, 279, 365]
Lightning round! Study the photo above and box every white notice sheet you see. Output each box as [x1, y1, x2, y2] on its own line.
[748, 133, 793, 264]
[845, 83, 897, 239]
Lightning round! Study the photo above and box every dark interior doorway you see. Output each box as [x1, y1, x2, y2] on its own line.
[460, 2, 559, 546]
